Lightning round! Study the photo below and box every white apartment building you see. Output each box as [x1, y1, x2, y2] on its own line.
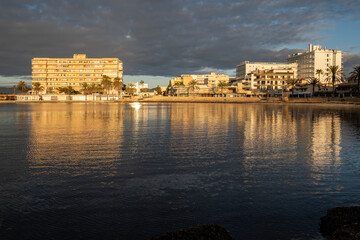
[287, 44, 342, 83]
[236, 61, 297, 80]
[132, 82, 149, 95]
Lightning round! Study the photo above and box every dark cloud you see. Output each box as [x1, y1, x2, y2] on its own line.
[0, 0, 359, 77]
[343, 53, 360, 76]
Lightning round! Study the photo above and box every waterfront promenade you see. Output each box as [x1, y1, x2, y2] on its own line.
[2, 95, 360, 105]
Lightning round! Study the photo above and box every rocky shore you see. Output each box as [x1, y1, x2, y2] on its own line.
[320, 206, 360, 239]
[150, 206, 360, 240]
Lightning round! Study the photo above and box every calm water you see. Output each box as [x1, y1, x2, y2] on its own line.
[1, 103, 360, 240]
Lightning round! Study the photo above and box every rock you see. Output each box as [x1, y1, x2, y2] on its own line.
[150, 224, 234, 240]
[320, 206, 360, 239]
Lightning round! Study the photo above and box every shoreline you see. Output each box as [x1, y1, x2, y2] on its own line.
[1, 96, 360, 106]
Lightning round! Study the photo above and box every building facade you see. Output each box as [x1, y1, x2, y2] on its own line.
[251, 68, 296, 91]
[32, 54, 123, 93]
[236, 61, 297, 81]
[170, 72, 229, 87]
[287, 44, 342, 83]
[170, 72, 230, 96]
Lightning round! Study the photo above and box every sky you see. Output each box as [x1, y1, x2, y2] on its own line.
[0, 0, 360, 88]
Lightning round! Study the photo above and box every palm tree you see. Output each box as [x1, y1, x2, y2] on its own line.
[328, 65, 343, 97]
[187, 80, 199, 96]
[287, 79, 299, 92]
[57, 86, 78, 95]
[81, 83, 89, 94]
[128, 82, 136, 95]
[316, 69, 324, 90]
[12, 85, 16, 95]
[32, 82, 44, 94]
[349, 65, 360, 96]
[95, 84, 104, 94]
[88, 83, 96, 94]
[140, 80, 144, 86]
[101, 75, 112, 95]
[307, 77, 319, 96]
[113, 78, 124, 95]
[17, 81, 29, 94]
[217, 81, 228, 96]
[87, 83, 102, 94]
[174, 81, 184, 96]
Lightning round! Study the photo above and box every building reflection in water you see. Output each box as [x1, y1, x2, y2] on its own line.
[27, 103, 125, 177]
[166, 103, 344, 184]
[27, 103, 344, 181]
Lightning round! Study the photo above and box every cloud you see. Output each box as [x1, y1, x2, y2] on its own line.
[343, 53, 360, 76]
[0, 0, 359, 80]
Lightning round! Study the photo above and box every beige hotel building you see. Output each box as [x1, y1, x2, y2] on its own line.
[32, 54, 123, 93]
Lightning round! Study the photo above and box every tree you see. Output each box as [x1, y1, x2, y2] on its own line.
[187, 80, 199, 95]
[316, 69, 324, 90]
[349, 65, 360, 96]
[217, 81, 228, 96]
[12, 85, 16, 95]
[95, 84, 103, 94]
[81, 83, 90, 94]
[174, 81, 184, 96]
[113, 78, 124, 95]
[140, 80, 144, 86]
[32, 82, 44, 94]
[57, 86, 79, 95]
[307, 78, 319, 96]
[88, 83, 96, 94]
[101, 75, 112, 95]
[17, 81, 29, 93]
[287, 79, 299, 92]
[328, 65, 343, 97]
[126, 82, 136, 95]
[155, 85, 162, 95]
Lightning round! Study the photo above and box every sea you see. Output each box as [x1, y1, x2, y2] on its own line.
[1, 102, 360, 239]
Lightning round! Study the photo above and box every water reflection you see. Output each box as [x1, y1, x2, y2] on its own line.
[311, 112, 341, 167]
[130, 102, 141, 110]
[26, 103, 349, 190]
[2, 102, 359, 239]
[27, 103, 125, 176]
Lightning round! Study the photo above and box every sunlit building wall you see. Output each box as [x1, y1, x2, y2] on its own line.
[170, 72, 229, 87]
[32, 54, 123, 93]
[247, 68, 296, 91]
[236, 61, 297, 81]
[287, 44, 342, 83]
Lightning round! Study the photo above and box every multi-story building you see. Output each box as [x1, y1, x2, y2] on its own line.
[170, 72, 230, 96]
[287, 44, 342, 83]
[250, 68, 296, 91]
[32, 54, 123, 93]
[236, 61, 297, 81]
[170, 72, 229, 87]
